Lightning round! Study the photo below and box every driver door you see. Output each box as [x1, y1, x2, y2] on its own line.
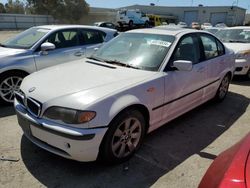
[33, 29, 85, 71]
[161, 34, 207, 122]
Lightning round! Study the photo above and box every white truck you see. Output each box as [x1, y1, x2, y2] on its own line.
[116, 9, 149, 28]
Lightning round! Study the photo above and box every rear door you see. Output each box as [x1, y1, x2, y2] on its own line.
[199, 33, 226, 99]
[78, 29, 106, 57]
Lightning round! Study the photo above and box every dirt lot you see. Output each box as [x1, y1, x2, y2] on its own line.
[0, 31, 250, 188]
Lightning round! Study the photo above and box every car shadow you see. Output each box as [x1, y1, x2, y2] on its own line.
[232, 76, 250, 86]
[20, 91, 250, 188]
[0, 104, 15, 118]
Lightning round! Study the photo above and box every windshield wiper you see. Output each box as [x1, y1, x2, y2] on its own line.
[228, 40, 247, 43]
[87, 56, 105, 62]
[104, 59, 139, 69]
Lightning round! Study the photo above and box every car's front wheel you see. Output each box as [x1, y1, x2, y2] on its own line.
[214, 74, 230, 102]
[0, 71, 26, 104]
[100, 109, 146, 163]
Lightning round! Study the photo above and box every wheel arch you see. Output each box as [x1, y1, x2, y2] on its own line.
[0, 69, 29, 78]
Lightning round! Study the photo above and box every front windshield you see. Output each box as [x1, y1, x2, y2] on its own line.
[216, 29, 250, 43]
[91, 33, 175, 71]
[2, 27, 50, 49]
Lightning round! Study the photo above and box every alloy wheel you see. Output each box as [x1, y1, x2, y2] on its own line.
[111, 117, 142, 158]
[0, 76, 23, 103]
[219, 76, 229, 99]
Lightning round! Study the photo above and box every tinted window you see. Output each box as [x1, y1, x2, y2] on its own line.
[79, 29, 105, 45]
[216, 39, 225, 56]
[200, 34, 219, 59]
[171, 35, 201, 64]
[46, 29, 78, 49]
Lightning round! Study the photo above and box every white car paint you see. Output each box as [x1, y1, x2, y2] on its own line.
[216, 26, 250, 77]
[15, 28, 235, 162]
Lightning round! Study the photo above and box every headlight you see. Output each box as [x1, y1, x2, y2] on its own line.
[43, 107, 96, 124]
[236, 50, 250, 59]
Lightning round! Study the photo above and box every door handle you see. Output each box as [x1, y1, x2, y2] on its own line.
[74, 51, 84, 57]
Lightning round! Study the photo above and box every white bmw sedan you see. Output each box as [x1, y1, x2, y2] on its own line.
[15, 28, 235, 163]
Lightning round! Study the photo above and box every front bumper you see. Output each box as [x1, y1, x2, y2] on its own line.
[234, 59, 250, 75]
[15, 100, 108, 162]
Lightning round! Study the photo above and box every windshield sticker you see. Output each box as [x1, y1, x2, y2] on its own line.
[37, 29, 49, 33]
[148, 40, 171, 47]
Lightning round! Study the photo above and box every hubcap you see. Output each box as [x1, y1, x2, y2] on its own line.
[0, 76, 23, 103]
[219, 76, 229, 99]
[111, 117, 142, 158]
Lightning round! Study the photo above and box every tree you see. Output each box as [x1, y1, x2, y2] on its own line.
[0, 3, 6, 13]
[26, 0, 89, 23]
[5, 0, 25, 14]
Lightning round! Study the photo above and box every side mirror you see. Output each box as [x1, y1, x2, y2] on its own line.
[173, 60, 193, 71]
[41, 42, 55, 52]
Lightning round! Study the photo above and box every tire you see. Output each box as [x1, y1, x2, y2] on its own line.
[128, 20, 133, 29]
[100, 109, 146, 164]
[214, 74, 230, 102]
[246, 70, 250, 80]
[0, 71, 27, 104]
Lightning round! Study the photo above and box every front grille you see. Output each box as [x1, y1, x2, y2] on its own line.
[26, 98, 41, 117]
[15, 91, 25, 106]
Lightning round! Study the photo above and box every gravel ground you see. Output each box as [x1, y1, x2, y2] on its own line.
[0, 31, 250, 188]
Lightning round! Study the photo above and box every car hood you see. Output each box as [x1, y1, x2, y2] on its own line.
[21, 58, 156, 104]
[0, 47, 27, 58]
[223, 43, 250, 53]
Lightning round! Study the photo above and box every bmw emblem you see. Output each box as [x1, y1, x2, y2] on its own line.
[29, 87, 36, 93]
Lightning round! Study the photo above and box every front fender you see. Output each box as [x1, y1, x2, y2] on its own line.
[87, 94, 147, 128]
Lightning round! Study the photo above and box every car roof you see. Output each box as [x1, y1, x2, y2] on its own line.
[127, 27, 204, 36]
[34, 25, 116, 32]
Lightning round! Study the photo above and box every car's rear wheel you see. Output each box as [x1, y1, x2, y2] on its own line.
[100, 109, 145, 164]
[214, 74, 230, 102]
[0, 72, 26, 104]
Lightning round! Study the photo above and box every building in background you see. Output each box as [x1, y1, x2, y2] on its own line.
[122, 5, 246, 26]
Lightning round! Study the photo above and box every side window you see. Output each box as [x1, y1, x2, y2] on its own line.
[216, 39, 225, 56]
[79, 29, 105, 45]
[45, 29, 78, 49]
[200, 34, 219, 59]
[171, 35, 201, 65]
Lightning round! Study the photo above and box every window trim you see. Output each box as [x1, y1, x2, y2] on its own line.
[164, 33, 202, 71]
[78, 28, 106, 45]
[198, 33, 225, 61]
[35, 28, 80, 52]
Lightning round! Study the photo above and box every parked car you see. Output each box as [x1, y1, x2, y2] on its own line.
[191, 22, 201, 30]
[216, 26, 250, 78]
[201, 23, 213, 30]
[0, 25, 118, 104]
[15, 28, 234, 163]
[177, 22, 188, 28]
[116, 9, 149, 28]
[94, 22, 117, 30]
[215, 23, 227, 28]
[204, 27, 221, 35]
[199, 132, 250, 188]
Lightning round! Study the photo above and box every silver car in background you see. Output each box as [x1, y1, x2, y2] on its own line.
[0, 25, 118, 104]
